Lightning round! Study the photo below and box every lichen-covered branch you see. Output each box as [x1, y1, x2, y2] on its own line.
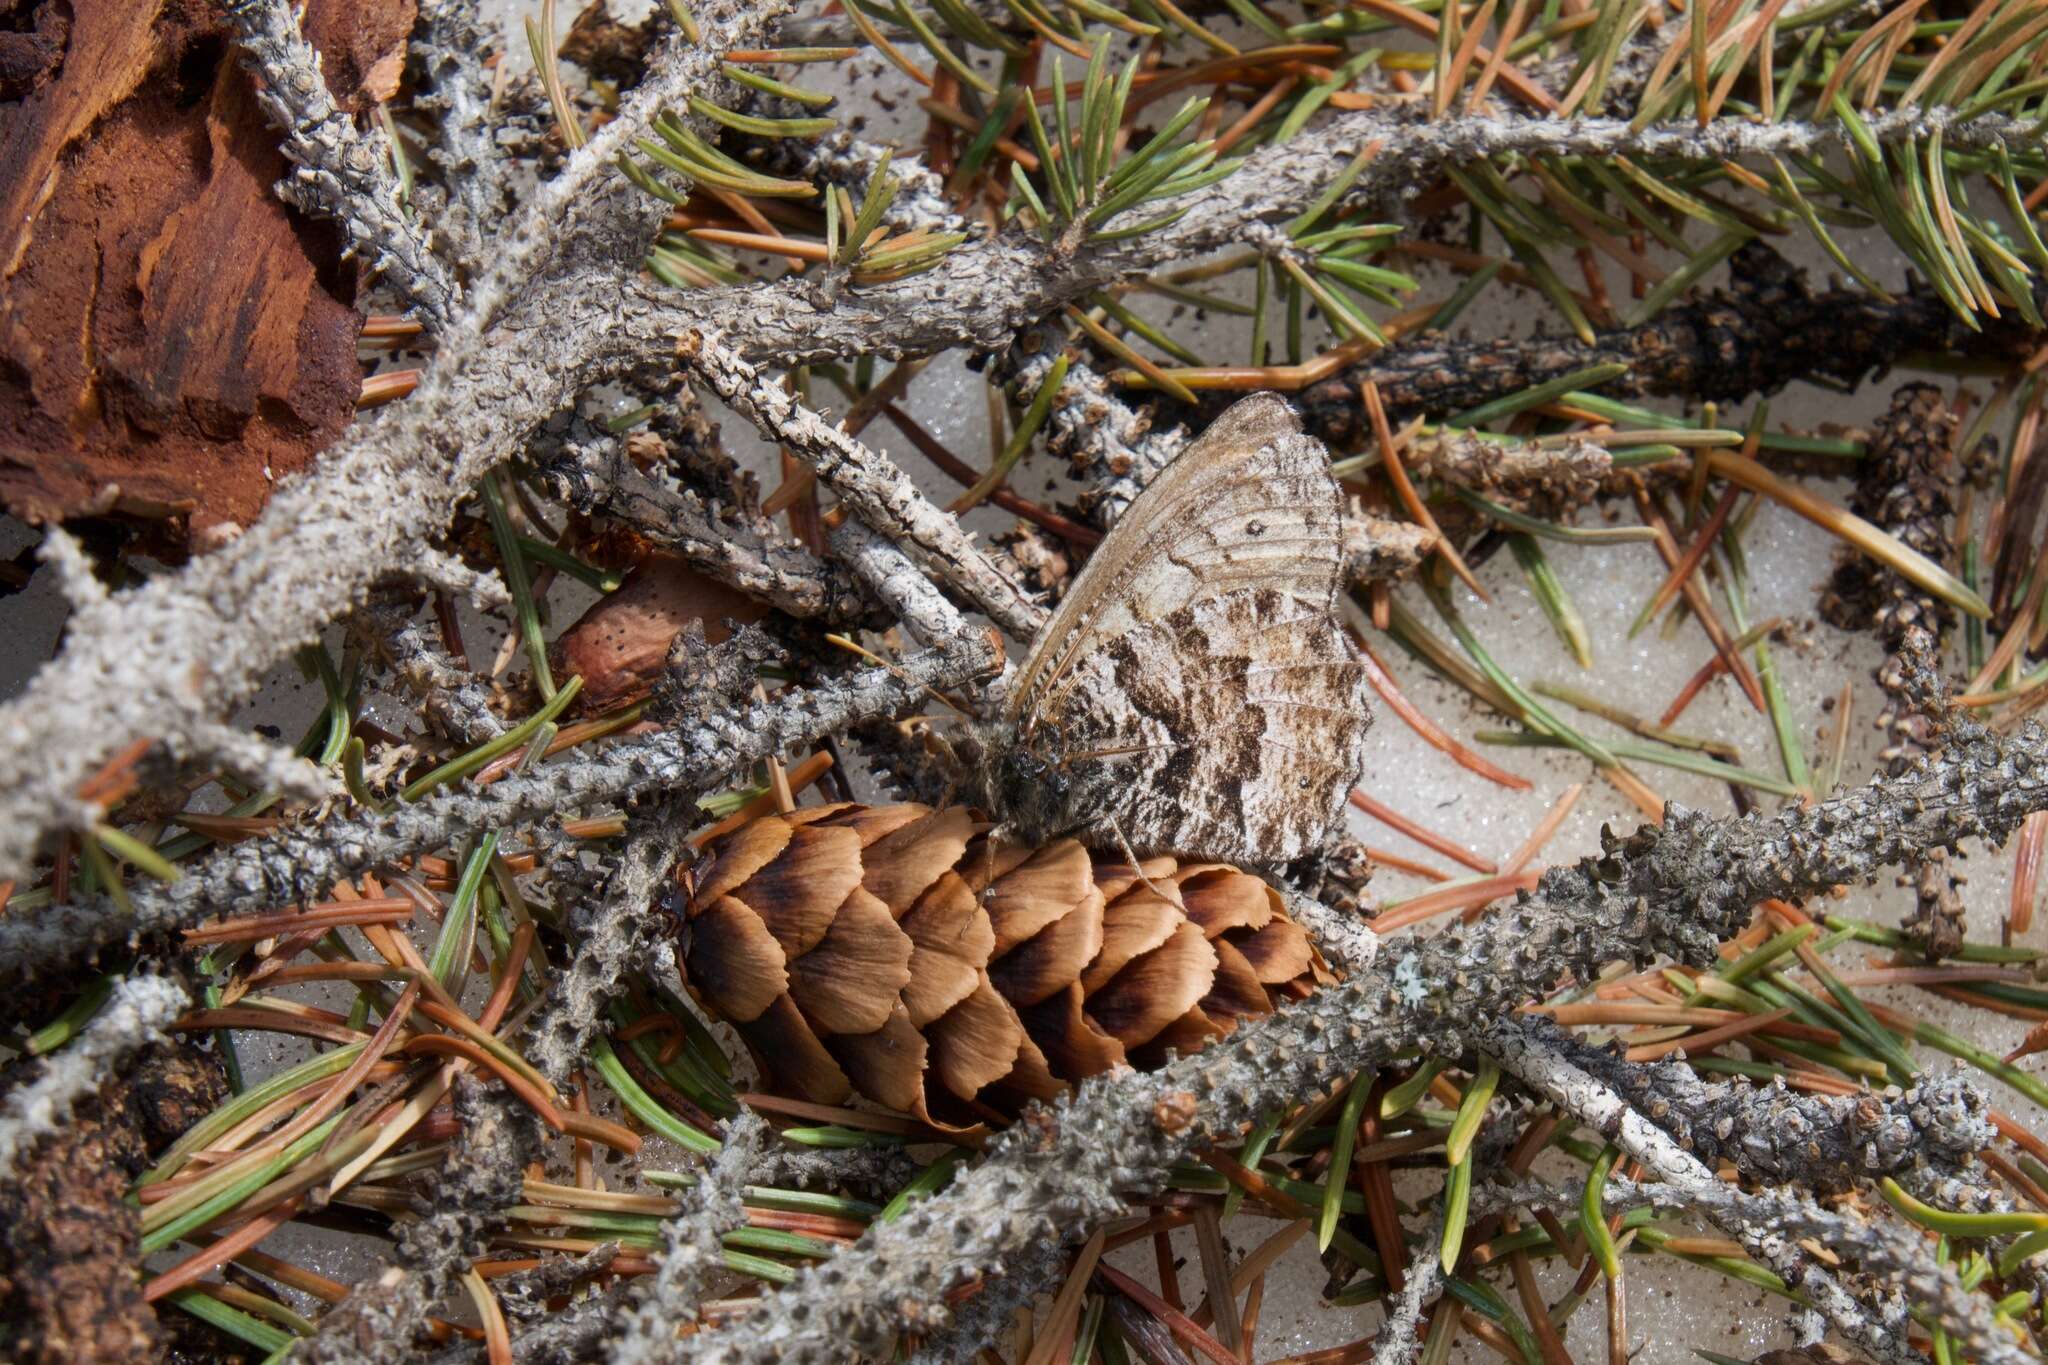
[1005, 331, 1186, 526]
[830, 520, 982, 652]
[0, 0, 791, 889]
[526, 804, 691, 1085]
[0, 638, 1001, 997]
[0, 97, 2019, 888]
[354, 589, 505, 746]
[408, 0, 510, 277]
[1399, 431, 1611, 514]
[1479, 1017, 2019, 1365]
[536, 421, 870, 624]
[0, 973, 188, 1181]
[1369, 1222, 1444, 1365]
[225, 0, 458, 326]
[1300, 243, 2037, 445]
[301, 1075, 543, 1365]
[648, 107, 2042, 370]
[606, 1113, 770, 1361]
[1530, 1018, 1993, 1193]
[686, 331, 1045, 641]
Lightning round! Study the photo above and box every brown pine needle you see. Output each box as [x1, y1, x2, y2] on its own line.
[2015, 811, 2048, 936]
[1215, 76, 1300, 155]
[1024, 1229, 1107, 1365]
[1630, 485, 1767, 712]
[1511, 1240, 1574, 1365]
[1539, 1002, 1766, 1027]
[1707, 449, 1990, 618]
[144, 1196, 306, 1302]
[1659, 617, 1787, 725]
[1096, 1263, 1241, 1365]
[1346, 0, 1559, 109]
[1366, 845, 1456, 882]
[358, 368, 421, 409]
[1374, 868, 1544, 932]
[1624, 1007, 1795, 1061]
[175, 1007, 367, 1047]
[1467, 0, 1532, 110]
[1363, 380, 1488, 601]
[1994, 1110, 2048, 1166]
[1354, 634, 1531, 790]
[1506, 783, 1583, 874]
[686, 228, 832, 263]
[1436, 0, 1498, 117]
[183, 900, 416, 944]
[738, 1092, 957, 1141]
[1348, 789, 1496, 874]
[1628, 485, 1741, 638]
[361, 313, 426, 338]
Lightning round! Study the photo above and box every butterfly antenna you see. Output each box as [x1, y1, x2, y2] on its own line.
[823, 633, 973, 718]
[1106, 812, 1173, 906]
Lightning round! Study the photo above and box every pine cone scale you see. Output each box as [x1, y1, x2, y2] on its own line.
[899, 871, 991, 1026]
[676, 803, 1331, 1130]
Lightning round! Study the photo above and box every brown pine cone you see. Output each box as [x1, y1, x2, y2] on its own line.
[672, 803, 1332, 1130]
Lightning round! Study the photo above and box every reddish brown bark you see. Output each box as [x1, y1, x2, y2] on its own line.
[0, 0, 413, 538]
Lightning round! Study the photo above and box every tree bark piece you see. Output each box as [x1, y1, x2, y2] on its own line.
[0, 0, 410, 534]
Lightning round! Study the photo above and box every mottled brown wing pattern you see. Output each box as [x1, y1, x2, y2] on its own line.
[1038, 590, 1368, 864]
[1006, 392, 1347, 737]
[990, 392, 1371, 864]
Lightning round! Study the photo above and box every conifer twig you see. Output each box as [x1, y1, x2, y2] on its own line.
[0, 973, 189, 1181]
[0, 0, 795, 888]
[298, 1076, 543, 1365]
[0, 639, 1002, 993]
[225, 0, 459, 326]
[1478, 1017, 2021, 1364]
[606, 1113, 771, 1361]
[1528, 1018, 1993, 1192]
[683, 330, 1046, 640]
[537, 422, 871, 623]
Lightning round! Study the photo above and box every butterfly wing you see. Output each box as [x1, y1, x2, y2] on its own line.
[1039, 588, 1368, 863]
[996, 394, 1368, 862]
[1005, 393, 1347, 734]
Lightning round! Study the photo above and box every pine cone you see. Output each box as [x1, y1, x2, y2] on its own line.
[673, 803, 1332, 1130]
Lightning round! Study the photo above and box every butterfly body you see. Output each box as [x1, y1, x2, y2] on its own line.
[977, 393, 1370, 865]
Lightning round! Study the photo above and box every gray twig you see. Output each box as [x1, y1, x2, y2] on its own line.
[537, 423, 869, 624]
[1369, 1222, 1444, 1365]
[606, 1113, 771, 1361]
[409, 0, 510, 276]
[0, 0, 791, 889]
[686, 331, 1045, 641]
[225, 0, 458, 326]
[0, 101, 2016, 886]
[0, 640, 1001, 994]
[1478, 1015, 2024, 1365]
[300, 1075, 543, 1365]
[0, 974, 189, 1181]
[1531, 1018, 1993, 1192]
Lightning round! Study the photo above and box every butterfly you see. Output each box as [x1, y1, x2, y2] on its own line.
[973, 392, 1371, 865]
